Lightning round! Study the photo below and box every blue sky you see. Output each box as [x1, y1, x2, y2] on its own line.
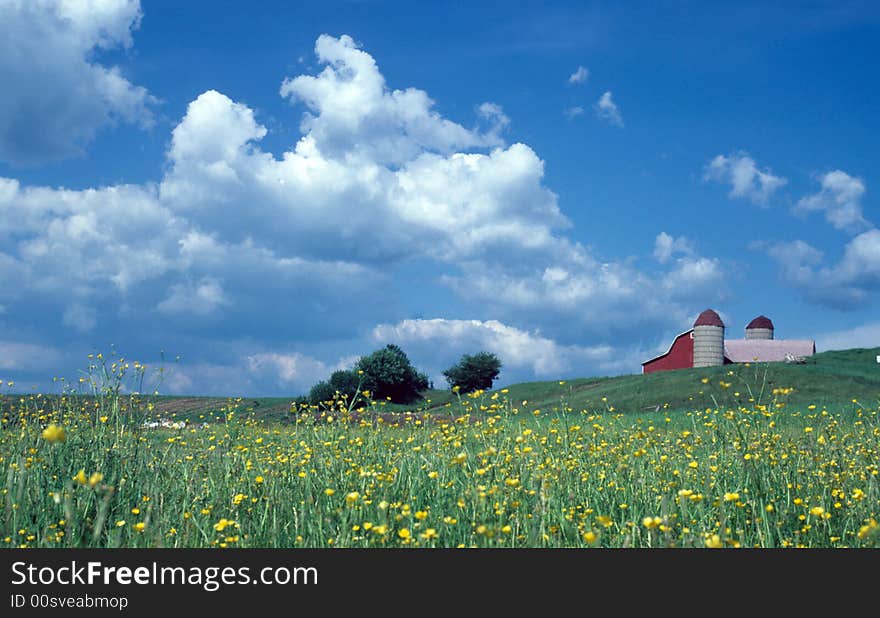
[1, 0, 879, 396]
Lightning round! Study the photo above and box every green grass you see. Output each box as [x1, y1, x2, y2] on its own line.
[4, 347, 878, 424]
[2, 347, 879, 548]
[493, 346, 880, 416]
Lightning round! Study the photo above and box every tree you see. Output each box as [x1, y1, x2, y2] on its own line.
[356, 344, 429, 403]
[307, 370, 366, 407]
[308, 380, 336, 405]
[443, 352, 502, 393]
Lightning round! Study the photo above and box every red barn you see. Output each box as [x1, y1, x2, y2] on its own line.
[642, 330, 694, 373]
[642, 309, 816, 373]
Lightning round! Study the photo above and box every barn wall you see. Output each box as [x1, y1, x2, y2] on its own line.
[643, 332, 694, 373]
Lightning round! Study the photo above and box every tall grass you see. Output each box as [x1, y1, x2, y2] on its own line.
[1, 357, 878, 548]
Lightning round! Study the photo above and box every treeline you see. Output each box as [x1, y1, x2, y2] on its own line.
[300, 345, 502, 408]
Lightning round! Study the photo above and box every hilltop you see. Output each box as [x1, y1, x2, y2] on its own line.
[145, 346, 880, 420]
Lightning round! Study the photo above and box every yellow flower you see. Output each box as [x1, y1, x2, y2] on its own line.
[115, 520, 126, 527]
[452, 452, 467, 465]
[723, 492, 740, 502]
[131, 508, 140, 515]
[324, 488, 335, 496]
[133, 522, 146, 533]
[688, 461, 698, 469]
[414, 510, 428, 521]
[582, 531, 598, 545]
[858, 519, 878, 540]
[704, 534, 723, 548]
[214, 518, 236, 532]
[42, 424, 66, 443]
[88, 472, 103, 488]
[596, 515, 613, 528]
[420, 528, 438, 540]
[373, 525, 388, 535]
[255, 476, 264, 484]
[398, 528, 411, 540]
[73, 469, 87, 485]
[642, 516, 662, 529]
[765, 504, 774, 513]
[99, 416, 109, 423]
[345, 491, 360, 505]
[809, 506, 825, 517]
[427, 471, 438, 479]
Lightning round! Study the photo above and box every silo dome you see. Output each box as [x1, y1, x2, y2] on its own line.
[694, 309, 724, 328]
[693, 309, 725, 367]
[745, 315, 774, 340]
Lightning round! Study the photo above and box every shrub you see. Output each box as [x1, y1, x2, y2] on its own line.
[443, 352, 502, 393]
[356, 344, 428, 403]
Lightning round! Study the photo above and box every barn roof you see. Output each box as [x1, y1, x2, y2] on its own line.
[694, 309, 724, 327]
[724, 339, 815, 363]
[746, 315, 774, 330]
[641, 329, 693, 366]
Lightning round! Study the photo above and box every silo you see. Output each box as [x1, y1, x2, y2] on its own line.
[693, 309, 725, 367]
[745, 315, 774, 340]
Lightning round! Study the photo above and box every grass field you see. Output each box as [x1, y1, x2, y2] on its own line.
[1, 348, 879, 548]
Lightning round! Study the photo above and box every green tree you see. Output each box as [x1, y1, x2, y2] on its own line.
[443, 352, 502, 393]
[308, 381, 335, 405]
[356, 344, 429, 403]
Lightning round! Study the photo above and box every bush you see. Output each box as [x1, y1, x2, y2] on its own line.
[443, 352, 502, 393]
[356, 344, 429, 403]
[308, 381, 336, 405]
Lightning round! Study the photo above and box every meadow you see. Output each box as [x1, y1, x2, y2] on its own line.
[2, 351, 879, 548]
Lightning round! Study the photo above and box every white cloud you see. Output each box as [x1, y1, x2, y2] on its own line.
[703, 152, 787, 205]
[157, 278, 231, 316]
[563, 106, 585, 119]
[815, 322, 880, 351]
[594, 91, 623, 126]
[794, 170, 869, 233]
[371, 318, 626, 382]
[763, 229, 880, 308]
[245, 352, 353, 392]
[278, 34, 503, 166]
[0, 33, 731, 394]
[568, 66, 589, 84]
[0, 340, 61, 371]
[653, 232, 693, 263]
[661, 256, 725, 301]
[0, 0, 156, 165]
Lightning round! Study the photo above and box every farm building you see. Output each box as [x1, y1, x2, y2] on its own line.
[642, 309, 816, 374]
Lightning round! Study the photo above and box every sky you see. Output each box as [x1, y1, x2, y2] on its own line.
[1, 0, 879, 396]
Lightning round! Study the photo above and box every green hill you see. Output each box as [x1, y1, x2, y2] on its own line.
[12, 347, 872, 422]
[489, 346, 880, 416]
[192, 347, 880, 419]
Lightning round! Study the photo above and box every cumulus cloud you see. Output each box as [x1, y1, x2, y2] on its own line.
[815, 321, 880, 351]
[653, 232, 693, 264]
[371, 318, 628, 383]
[278, 34, 503, 166]
[703, 152, 787, 205]
[0, 33, 729, 394]
[0, 0, 156, 165]
[568, 66, 589, 84]
[594, 91, 623, 126]
[794, 170, 869, 233]
[762, 229, 880, 308]
[563, 106, 585, 119]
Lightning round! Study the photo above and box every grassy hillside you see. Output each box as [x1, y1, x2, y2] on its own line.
[494, 346, 880, 416]
[9, 347, 874, 422]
